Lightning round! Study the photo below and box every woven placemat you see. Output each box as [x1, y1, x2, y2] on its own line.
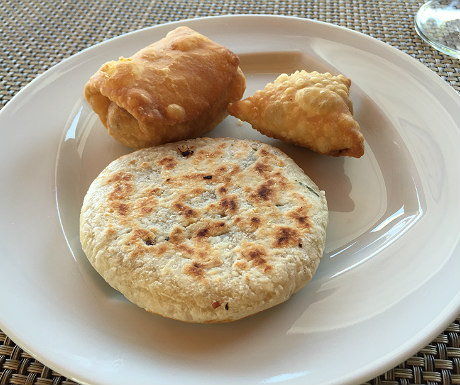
[1, 1, 459, 384]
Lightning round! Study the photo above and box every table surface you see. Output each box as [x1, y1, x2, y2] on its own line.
[1, 1, 459, 384]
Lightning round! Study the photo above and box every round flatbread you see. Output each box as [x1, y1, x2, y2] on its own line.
[80, 137, 328, 323]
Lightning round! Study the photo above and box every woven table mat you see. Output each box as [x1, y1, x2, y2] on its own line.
[1, 1, 459, 384]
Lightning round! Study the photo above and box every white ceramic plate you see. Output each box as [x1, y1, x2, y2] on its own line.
[1, 15, 459, 385]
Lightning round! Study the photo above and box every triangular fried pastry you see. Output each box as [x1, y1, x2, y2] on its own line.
[228, 70, 364, 157]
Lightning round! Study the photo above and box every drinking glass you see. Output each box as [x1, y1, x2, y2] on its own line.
[415, 0, 460, 58]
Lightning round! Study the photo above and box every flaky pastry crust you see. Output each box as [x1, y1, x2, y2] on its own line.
[84, 26, 246, 148]
[228, 70, 364, 158]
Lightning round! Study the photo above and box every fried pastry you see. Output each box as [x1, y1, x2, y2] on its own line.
[228, 70, 364, 157]
[80, 137, 328, 323]
[84, 26, 246, 149]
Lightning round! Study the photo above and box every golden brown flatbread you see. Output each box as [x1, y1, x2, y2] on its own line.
[80, 137, 328, 323]
[228, 70, 364, 157]
[84, 26, 246, 149]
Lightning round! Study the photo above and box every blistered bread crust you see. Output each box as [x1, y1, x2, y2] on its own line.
[228, 70, 364, 157]
[84, 26, 246, 149]
[80, 137, 328, 323]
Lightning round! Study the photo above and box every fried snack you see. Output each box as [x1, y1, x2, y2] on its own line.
[228, 70, 364, 157]
[84, 26, 246, 149]
[80, 137, 328, 323]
